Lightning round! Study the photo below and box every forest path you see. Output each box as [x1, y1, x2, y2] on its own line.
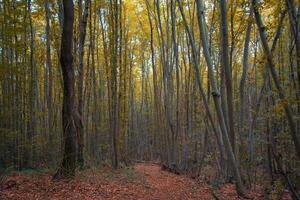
[0, 163, 259, 200]
[134, 163, 212, 200]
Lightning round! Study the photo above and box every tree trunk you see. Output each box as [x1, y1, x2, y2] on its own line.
[77, 0, 91, 168]
[252, 0, 300, 161]
[239, 10, 252, 144]
[219, 0, 236, 158]
[177, 0, 226, 164]
[44, 0, 53, 143]
[195, 0, 245, 195]
[54, 0, 76, 179]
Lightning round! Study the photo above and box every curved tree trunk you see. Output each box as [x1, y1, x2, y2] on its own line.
[195, 0, 245, 195]
[252, 0, 300, 161]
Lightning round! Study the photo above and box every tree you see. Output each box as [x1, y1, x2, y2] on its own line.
[54, 0, 77, 178]
[252, 0, 300, 161]
[195, 0, 245, 195]
[77, 0, 91, 169]
[44, 0, 53, 143]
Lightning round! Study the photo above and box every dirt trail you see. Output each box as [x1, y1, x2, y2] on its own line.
[134, 163, 212, 200]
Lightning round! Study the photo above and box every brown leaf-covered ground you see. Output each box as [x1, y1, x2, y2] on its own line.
[0, 163, 289, 200]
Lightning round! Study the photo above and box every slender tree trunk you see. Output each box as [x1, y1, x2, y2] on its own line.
[219, 0, 236, 158]
[44, 1, 53, 143]
[247, 10, 287, 183]
[77, 0, 91, 168]
[286, 0, 300, 96]
[28, 0, 37, 167]
[195, 0, 245, 195]
[252, 0, 300, 160]
[170, 0, 179, 168]
[109, 0, 119, 169]
[239, 11, 252, 143]
[177, 0, 226, 171]
[145, 0, 161, 160]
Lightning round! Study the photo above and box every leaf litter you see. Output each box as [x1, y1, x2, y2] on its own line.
[0, 163, 290, 200]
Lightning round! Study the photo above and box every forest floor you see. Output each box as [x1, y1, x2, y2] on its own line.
[0, 163, 289, 200]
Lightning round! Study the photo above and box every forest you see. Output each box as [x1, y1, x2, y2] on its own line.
[0, 0, 300, 199]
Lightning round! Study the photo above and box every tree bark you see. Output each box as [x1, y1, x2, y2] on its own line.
[219, 0, 236, 158]
[77, 0, 91, 168]
[54, 0, 76, 179]
[44, 0, 53, 143]
[239, 9, 252, 142]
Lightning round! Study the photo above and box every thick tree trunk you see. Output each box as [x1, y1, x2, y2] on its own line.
[54, 0, 76, 179]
